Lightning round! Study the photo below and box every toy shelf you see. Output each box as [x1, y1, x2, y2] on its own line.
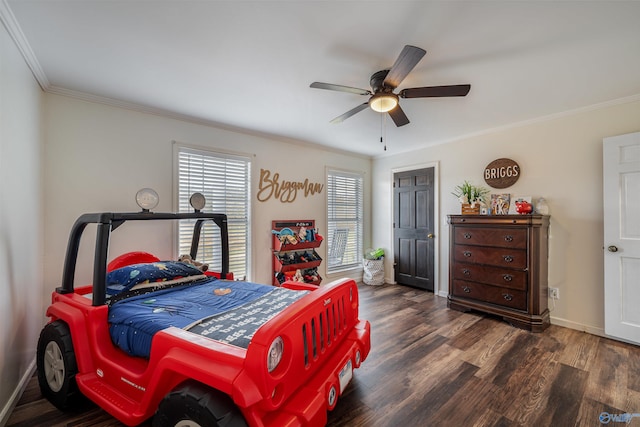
[272, 235, 322, 252]
[273, 252, 322, 272]
[272, 219, 323, 287]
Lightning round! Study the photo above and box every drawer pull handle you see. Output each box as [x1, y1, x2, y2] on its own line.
[463, 286, 471, 293]
[503, 293, 513, 301]
[463, 251, 472, 258]
[503, 274, 513, 282]
[504, 235, 513, 242]
[503, 255, 514, 263]
[462, 269, 471, 276]
[463, 233, 472, 239]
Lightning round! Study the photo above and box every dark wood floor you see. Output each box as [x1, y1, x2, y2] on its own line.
[7, 283, 640, 426]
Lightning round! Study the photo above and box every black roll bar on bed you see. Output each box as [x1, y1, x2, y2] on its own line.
[57, 211, 230, 306]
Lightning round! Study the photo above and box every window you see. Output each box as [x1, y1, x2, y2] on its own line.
[326, 169, 363, 272]
[176, 145, 251, 280]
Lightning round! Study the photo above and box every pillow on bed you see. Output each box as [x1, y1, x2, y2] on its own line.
[106, 261, 204, 295]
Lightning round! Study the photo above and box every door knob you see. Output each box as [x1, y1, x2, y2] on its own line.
[607, 245, 619, 252]
[427, 233, 435, 239]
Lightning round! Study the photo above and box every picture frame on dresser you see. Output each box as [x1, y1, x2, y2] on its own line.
[447, 214, 550, 332]
[490, 193, 511, 215]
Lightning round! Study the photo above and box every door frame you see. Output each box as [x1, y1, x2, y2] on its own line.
[389, 162, 441, 295]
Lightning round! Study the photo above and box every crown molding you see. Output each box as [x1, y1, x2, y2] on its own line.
[375, 92, 640, 159]
[0, 0, 49, 89]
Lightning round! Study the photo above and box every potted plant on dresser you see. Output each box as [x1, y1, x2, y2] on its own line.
[452, 180, 489, 214]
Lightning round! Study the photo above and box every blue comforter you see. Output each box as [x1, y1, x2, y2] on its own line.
[109, 279, 305, 357]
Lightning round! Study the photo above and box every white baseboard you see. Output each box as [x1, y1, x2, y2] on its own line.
[549, 316, 605, 337]
[359, 284, 637, 346]
[325, 269, 363, 284]
[549, 316, 640, 346]
[0, 357, 36, 427]
[432, 294, 611, 340]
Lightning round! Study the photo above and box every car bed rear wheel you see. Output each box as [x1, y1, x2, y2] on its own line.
[36, 320, 80, 409]
[153, 381, 247, 427]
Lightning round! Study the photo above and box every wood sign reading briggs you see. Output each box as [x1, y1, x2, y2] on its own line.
[484, 158, 520, 188]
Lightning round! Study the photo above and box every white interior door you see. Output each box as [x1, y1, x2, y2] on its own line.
[603, 131, 640, 345]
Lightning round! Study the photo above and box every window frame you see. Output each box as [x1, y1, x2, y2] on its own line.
[174, 142, 252, 280]
[326, 168, 364, 273]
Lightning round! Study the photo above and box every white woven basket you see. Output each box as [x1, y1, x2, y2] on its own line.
[363, 258, 384, 286]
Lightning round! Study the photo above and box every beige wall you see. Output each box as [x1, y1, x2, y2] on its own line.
[43, 94, 372, 294]
[0, 21, 44, 424]
[372, 98, 640, 335]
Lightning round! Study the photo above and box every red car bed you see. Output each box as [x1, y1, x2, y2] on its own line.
[37, 193, 371, 426]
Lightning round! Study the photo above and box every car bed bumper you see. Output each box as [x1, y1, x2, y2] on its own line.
[244, 319, 370, 427]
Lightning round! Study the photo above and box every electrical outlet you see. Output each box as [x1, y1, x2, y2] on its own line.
[549, 287, 559, 300]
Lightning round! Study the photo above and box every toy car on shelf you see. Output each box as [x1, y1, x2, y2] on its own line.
[37, 191, 371, 427]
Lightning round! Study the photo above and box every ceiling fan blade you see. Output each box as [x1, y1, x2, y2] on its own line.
[310, 82, 371, 96]
[388, 105, 410, 127]
[330, 103, 370, 123]
[400, 84, 471, 98]
[383, 45, 427, 89]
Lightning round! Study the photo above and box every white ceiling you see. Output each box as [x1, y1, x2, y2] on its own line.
[4, 0, 640, 157]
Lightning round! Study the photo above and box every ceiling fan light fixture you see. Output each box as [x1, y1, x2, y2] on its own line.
[369, 93, 398, 113]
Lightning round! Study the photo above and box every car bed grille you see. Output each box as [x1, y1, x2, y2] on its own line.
[302, 294, 348, 366]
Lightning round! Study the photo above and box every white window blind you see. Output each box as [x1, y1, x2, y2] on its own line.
[177, 146, 251, 280]
[327, 169, 363, 272]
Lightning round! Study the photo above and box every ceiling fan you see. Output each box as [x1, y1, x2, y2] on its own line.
[310, 45, 471, 127]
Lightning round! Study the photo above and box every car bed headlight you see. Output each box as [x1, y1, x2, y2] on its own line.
[267, 336, 284, 373]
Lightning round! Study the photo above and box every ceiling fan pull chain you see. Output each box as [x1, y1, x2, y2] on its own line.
[383, 113, 387, 151]
[380, 113, 386, 150]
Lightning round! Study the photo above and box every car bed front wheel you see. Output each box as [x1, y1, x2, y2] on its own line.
[36, 320, 80, 409]
[153, 381, 247, 427]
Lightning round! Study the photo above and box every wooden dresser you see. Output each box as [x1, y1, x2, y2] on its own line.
[447, 214, 550, 332]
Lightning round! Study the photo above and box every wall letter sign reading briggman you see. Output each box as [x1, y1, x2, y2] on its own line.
[484, 158, 520, 189]
[257, 168, 324, 203]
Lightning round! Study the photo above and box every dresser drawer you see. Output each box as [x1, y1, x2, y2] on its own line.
[454, 227, 527, 249]
[452, 262, 527, 291]
[452, 280, 527, 311]
[453, 244, 527, 269]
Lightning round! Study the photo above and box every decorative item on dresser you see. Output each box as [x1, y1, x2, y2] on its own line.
[452, 180, 489, 215]
[447, 214, 550, 332]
